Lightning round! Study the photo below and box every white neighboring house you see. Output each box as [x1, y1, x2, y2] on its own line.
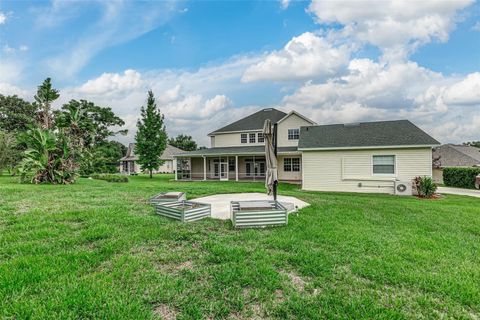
[174, 108, 440, 194]
[119, 143, 184, 174]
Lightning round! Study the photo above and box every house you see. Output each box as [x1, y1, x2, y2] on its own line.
[432, 144, 480, 183]
[174, 108, 440, 194]
[119, 143, 184, 174]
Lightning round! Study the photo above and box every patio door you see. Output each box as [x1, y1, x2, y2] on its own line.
[220, 162, 228, 180]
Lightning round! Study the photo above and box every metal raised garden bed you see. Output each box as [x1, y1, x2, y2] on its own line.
[149, 192, 186, 206]
[155, 201, 211, 222]
[230, 200, 288, 229]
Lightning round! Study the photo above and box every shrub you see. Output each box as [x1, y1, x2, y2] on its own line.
[443, 167, 480, 189]
[91, 173, 128, 183]
[413, 176, 437, 198]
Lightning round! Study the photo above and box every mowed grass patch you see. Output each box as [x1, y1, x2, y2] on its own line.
[0, 174, 479, 319]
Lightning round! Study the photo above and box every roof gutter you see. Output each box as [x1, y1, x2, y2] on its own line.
[298, 144, 440, 151]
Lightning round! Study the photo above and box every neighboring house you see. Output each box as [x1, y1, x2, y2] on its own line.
[119, 143, 184, 174]
[174, 108, 440, 194]
[432, 144, 480, 183]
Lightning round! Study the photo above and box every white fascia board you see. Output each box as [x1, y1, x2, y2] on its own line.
[277, 111, 316, 125]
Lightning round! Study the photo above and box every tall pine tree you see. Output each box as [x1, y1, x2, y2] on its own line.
[135, 91, 167, 178]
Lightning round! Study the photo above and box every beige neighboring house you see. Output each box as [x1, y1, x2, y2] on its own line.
[174, 108, 440, 194]
[432, 144, 480, 183]
[119, 143, 184, 174]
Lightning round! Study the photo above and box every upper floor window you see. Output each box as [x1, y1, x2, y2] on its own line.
[249, 133, 256, 143]
[241, 133, 247, 144]
[284, 158, 300, 172]
[257, 133, 264, 143]
[372, 155, 395, 174]
[288, 128, 300, 140]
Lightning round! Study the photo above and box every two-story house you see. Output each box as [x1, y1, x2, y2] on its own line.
[175, 108, 314, 183]
[174, 108, 440, 194]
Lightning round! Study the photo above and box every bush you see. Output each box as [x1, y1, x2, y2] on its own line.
[91, 173, 128, 183]
[443, 167, 480, 189]
[413, 176, 437, 198]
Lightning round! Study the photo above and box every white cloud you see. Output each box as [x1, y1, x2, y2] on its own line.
[43, 1, 178, 78]
[242, 32, 351, 82]
[473, 21, 480, 31]
[19, 45, 29, 51]
[0, 83, 30, 98]
[280, 0, 290, 9]
[0, 11, 6, 24]
[308, 0, 473, 60]
[73, 69, 142, 96]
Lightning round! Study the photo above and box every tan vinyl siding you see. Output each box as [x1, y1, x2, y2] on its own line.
[277, 155, 302, 181]
[277, 114, 313, 147]
[302, 148, 432, 193]
[157, 160, 174, 173]
[212, 131, 263, 147]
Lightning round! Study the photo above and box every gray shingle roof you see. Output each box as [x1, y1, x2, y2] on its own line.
[209, 108, 287, 135]
[298, 120, 440, 149]
[120, 144, 184, 161]
[176, 146, 298, 156]
[433, 144, 480, 167]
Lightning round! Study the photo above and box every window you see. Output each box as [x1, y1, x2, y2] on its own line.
[249, 133, 256, 143]
[373, 155, 395, 174]
[284, 158, 300, 172]
[229, 158, 235, 171]
[288, 128, 300, 140]
[257, 132, 264, 143]
[241, 133, 247, 144]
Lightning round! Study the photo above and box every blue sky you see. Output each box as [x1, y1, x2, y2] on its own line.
[0, 0, 479, 145]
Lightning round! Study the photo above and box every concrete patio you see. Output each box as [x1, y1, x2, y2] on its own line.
[191, 192, 310, 220]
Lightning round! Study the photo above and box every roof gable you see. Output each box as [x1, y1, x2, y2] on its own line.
[298, 120, 440, 149]
[209, 108, 287, 135]
[120, 144, 184, 161]
[433, 144, 480, 167]
[277, 111, 316, 125]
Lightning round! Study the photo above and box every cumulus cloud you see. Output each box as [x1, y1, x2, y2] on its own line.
[242, 32, 351, 82]
[73, 69, 142, 96]
[308, 0, 473, 60]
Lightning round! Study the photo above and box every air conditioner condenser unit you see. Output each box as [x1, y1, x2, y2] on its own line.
[394, 180, 412, 196]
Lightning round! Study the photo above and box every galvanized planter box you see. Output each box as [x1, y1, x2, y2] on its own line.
[156, 201, 211, 222]
[149, 192, 186, 206]
[230, 200, 288, 229]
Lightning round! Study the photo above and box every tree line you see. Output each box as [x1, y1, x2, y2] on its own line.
[0, 78, 201, 183]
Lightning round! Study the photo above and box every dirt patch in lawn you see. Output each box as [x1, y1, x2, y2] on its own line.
[281, 270, 308, 293]
[153, 303, 177, 320]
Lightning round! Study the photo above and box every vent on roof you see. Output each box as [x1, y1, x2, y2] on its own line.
[344, 122, 360, 128]
[263, 108, 273, 111]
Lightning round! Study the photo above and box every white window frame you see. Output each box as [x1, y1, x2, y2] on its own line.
[241, 133, 247, 144]
[288, 128, 300, 140]
[372, 155, 396, 176]
[257, 132, 264, 143]
[249, 133, 256, 143]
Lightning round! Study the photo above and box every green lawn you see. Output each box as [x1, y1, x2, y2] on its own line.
[1, 175, 479, 319]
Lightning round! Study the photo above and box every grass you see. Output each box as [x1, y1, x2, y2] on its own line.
[0, 174, 479, 319]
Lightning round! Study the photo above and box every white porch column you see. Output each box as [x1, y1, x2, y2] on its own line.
[189, 157, 192, 180]
[253, 155, 256, 182]
[235, 156, 239, 181]
[174, 158, 177, 180]
[203, 156, 207, 181]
